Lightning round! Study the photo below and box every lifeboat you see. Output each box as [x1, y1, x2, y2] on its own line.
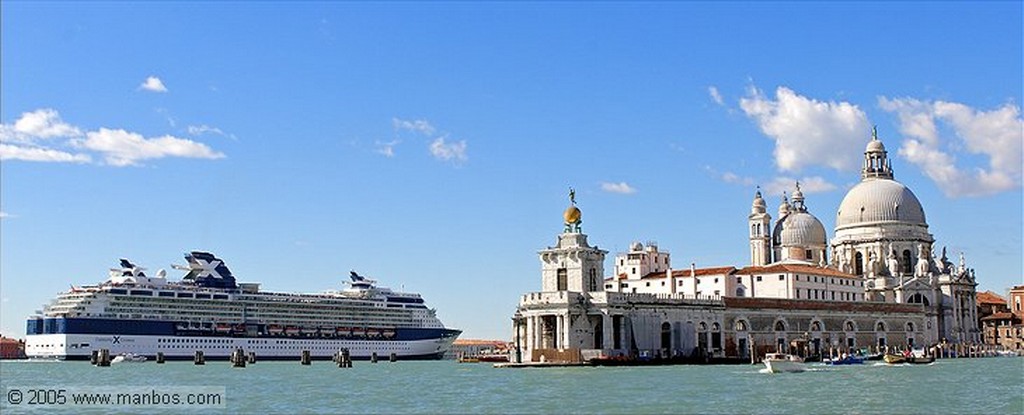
[366, 329, 380, 338]
[351, 327, 366, 337]
[215, 323, 231, 333]
[268, 325, 284, 335]
[382, 329, 396, 339]
[285, 326, 300, 336]
[336, 327, 351, 336]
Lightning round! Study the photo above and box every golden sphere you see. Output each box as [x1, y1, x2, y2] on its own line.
[563, 206, 582, 224]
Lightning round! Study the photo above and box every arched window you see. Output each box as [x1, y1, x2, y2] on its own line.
[906, 322, 915, 332]
[876, 322, 886, 332]
[712, 323, 721, 332]
[774, 320, 786, 332]
[811, 321, 822, 332]
[698, 322, 708, 332]
[902, 250, 913, 274]
[907, 293, 930, 306]
[844, 321, 856, 332]
[854, 252, 864, 275]
[736, 286, 745, 297]
[734, 319, 748, 331]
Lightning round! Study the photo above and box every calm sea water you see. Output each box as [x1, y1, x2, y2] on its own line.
[2, 358, 1022, 414]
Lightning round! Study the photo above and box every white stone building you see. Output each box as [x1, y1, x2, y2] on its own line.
[509, 129, 979, 363]
[829, 130, 980, 343]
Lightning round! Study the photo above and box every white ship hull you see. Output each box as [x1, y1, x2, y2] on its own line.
[27, 333, 457, 361]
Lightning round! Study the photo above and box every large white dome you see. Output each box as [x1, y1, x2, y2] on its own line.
[836, 178, 926, 229]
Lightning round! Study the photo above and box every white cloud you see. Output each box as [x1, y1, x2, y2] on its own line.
[712, 168, 836, 197]
[187, 124, 236, 140]
[721, 171, 755, 187]
[72, 128, 225, 167]
[0, 143, 91, 163]
[392, 118, 435, 136]
[375, 140, 400, 158]
[708, 86, 724, 106]
[0, 211, 12, 219]
[740, 86, 870, 172]
[429, 136, 467, 163]
[140, 76, 168, 93]
[879, 97, 1023, 197]
[1, 108, 226, 167]
[762, 176, 837, 196]
[9, 108, 81, 140]
[600, 181, 637, 194]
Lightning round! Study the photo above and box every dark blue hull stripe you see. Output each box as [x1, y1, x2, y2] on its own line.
[28, 318, 460, 341]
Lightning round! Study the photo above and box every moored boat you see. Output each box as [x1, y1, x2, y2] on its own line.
[883, 354, 906, 364]
[111, 353, 147, 363]
[25, 253, 461, 361]
[827, 355, 865, 365]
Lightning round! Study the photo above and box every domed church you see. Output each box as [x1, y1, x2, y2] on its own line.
[748, 128, 980, 343]
[830, 128, 980, 343]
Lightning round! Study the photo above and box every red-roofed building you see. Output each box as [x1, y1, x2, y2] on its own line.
[0, 335, 26, 360]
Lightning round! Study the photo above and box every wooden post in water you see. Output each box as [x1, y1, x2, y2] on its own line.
[156, 352, 165, 364]
[194, 350, 205, 365]
[248, 351, 256, 364]
[301, 350, 311, 365]
[390, 352, 397, 363]
[371, 352, 378, 363]
[90, 350, 99, 365]
[232, 348, 246, 368]
[749, 339, 755, 365]
[97, 349, 111, 367]
[341, 348, 352, 368]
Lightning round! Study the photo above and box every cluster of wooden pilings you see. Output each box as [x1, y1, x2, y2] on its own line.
[89, 348, 409, 367]
[89, 349, 111, 366]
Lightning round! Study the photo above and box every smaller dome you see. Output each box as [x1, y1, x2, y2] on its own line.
[778, 194, 791, 217]
[773, 211, 827, 248]
[563, 205, 581, 224]
[630, 241, 643, 251]
[751, 191, 766, 214]
[867, 139, 886, 153]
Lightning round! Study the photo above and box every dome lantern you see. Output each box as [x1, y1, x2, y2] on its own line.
[862, 126, 894, 180]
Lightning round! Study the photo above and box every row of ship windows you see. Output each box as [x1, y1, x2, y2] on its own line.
[100, 308, 415, 320]
[152, 345, 410, 351]
[106, 295, 398, 309]
[153, 338, 405, 348]
[107, 299, 425, 312]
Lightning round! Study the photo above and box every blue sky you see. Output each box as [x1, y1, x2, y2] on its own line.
[2, 3, 1021, 340]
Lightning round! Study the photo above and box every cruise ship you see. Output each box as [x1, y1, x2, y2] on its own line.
[26, 251, 461, 360]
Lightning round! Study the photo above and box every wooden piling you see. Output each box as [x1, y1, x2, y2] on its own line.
[90, 350, 99, 365]
[97, 349, 111, 367]
[194, 350, 205, 365]
[371, 352, 378, 363]
[248, 352, 256, 364]
[232, 348, 246, 368]
[301, 350, 311, 365]
[389, 352, 397, 363]
[156, 352, 165, 364]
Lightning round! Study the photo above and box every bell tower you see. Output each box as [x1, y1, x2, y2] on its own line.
[539, 188, 608, 292]
[749, 188, 772, 266]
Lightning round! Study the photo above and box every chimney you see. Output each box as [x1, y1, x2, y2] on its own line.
[690, 263, 696, 278]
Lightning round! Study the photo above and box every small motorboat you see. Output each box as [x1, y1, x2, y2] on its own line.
[763, 353, 805, 373]
[883, 354, 906, 364]
[111, 353, 147, 363]
[827, 355, 865, 365]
